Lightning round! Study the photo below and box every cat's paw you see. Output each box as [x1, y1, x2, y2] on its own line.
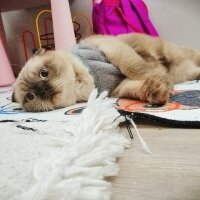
[141, 77, 173, 105]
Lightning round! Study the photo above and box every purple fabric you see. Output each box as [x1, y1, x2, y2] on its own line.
[92, 0, 159, 36]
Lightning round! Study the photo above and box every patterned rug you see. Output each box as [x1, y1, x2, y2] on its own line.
[116, 80, 200, 128]
[63, 81, 200, 128]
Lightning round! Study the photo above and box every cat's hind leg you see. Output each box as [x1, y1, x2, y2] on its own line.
[181, 48, 200, 66]
[169, 59, 200, 84]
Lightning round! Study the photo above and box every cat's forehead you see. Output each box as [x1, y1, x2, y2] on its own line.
[26, 55, 49, 70]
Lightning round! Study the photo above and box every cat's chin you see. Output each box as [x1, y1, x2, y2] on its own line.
[23, 104, 54, 112]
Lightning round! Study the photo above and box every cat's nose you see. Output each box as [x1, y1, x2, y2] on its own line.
[40, 84, 49, 95]
[35, 81, 53, 98]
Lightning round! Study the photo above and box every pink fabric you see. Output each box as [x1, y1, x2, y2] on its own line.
[0, 37, 15, 86]
[92, 0, 159, 36]
[50, 0, 76, 50]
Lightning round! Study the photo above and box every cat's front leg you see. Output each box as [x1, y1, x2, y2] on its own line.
[112, 76, 173, 105]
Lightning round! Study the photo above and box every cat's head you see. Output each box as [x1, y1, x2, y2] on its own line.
[12, 49, 77, 112]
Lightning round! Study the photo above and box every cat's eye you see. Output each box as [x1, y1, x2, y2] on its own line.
[26, 92, 35, 101]
[40, 67, 48, 79]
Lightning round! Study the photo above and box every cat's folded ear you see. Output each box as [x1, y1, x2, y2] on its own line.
[33, 48, 47, 56]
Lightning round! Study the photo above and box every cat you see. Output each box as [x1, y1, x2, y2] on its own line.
[12, 33, 200, 112]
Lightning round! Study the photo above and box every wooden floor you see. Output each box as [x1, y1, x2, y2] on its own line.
[111, 123, 200, 200]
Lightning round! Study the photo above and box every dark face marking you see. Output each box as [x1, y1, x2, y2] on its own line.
[29, 81, 54, 100]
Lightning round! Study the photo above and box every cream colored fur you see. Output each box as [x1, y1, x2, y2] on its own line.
[13, 49, 94, 111]
[13, 33, 200, 111]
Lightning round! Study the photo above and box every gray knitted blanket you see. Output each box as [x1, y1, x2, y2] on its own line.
[70, 44, 125, 95]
